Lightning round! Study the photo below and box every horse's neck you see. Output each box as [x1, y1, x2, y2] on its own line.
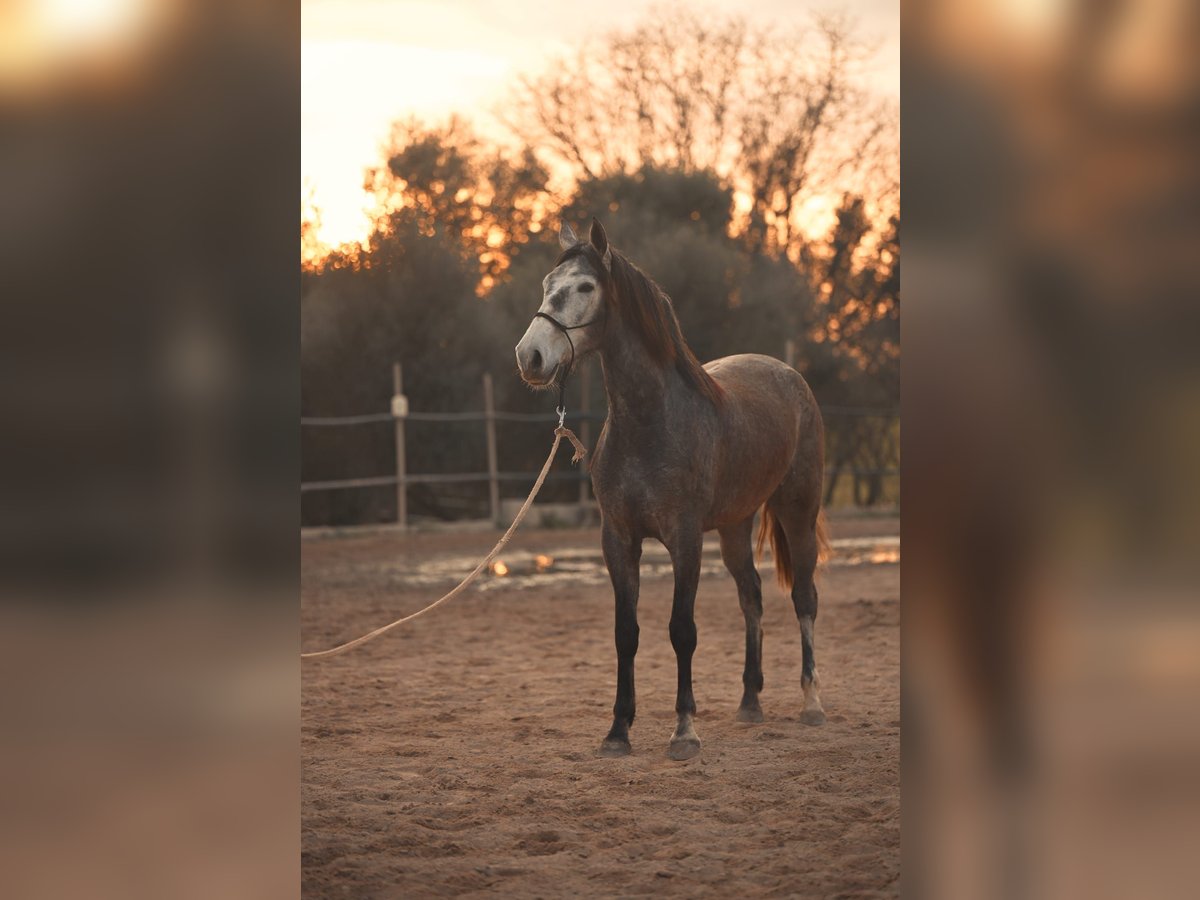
[599, 323, 674, 427]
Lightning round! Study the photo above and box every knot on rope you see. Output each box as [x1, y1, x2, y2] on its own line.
[556, 425, 588, 464]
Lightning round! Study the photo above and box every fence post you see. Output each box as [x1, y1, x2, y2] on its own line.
[784, 338, 796, 369]
[392, 362, 407, 528]
[483, 372, 500, 525]
[577, 362, 591, 507]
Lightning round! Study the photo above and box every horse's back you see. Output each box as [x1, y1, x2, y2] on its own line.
[705, 353, 819, 431]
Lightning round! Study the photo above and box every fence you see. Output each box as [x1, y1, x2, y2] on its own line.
[302, 349, 898, 528]
[302, 363, 605, 527]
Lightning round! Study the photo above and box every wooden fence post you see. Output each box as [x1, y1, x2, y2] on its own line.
[483, 372, 500, 525]
[392, 362, 407, 528]
[784, 338, 796, 369]
[577, 362, 591, 507]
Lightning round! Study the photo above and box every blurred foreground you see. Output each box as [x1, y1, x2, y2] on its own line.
[1, 2, 297, 898]
[904, 0, 1200, 897]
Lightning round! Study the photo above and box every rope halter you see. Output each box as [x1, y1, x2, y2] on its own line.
[532, 309, 605, 417]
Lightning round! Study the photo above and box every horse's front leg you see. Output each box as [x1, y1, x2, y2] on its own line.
[599, 525, 641, 756]
[666, 526, 703, 760]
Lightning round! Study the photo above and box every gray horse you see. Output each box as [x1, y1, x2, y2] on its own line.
[516, 219, 828, 760]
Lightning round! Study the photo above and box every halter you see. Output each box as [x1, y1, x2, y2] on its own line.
[533, 309, 605, 424]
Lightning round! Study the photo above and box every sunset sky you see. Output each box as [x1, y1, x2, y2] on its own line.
[302, 0, 900, 249]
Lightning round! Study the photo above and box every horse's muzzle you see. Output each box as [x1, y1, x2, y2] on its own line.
[515, 321, 566, 386]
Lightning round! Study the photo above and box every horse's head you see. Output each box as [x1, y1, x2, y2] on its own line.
[515, 218, 611, 388]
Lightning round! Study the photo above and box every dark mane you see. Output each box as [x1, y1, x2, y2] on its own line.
[555, 243, 723, 407]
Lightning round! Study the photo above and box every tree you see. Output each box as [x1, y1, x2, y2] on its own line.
[365, 117, 550, 293]
[798, 196, 900, 505]
[302, 217, 513, 525]
[504, 6, 895, 258]
[301, 185, 326, 271]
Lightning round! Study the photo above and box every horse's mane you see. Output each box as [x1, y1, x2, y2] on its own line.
[556, 243, 723, 407]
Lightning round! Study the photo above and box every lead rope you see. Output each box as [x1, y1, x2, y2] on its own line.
[301, 423, 587, 660]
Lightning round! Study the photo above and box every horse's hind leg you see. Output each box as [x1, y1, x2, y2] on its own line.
[719, 517, 765, 723]
[664, 524, 703, 760]
[775, 503, 827, 726]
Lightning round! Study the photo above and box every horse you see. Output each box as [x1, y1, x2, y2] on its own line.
[515, 219, 829, 760]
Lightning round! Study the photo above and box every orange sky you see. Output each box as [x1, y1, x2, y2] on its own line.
[302, 1, 900, 249]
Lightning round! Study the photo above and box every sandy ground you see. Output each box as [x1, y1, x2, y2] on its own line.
[302, 517, 899, 898]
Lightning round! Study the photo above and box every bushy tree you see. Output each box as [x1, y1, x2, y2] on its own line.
[798, 196, 900, 505]
[302, 217, 513, 525]
[365, 117, 549, 292]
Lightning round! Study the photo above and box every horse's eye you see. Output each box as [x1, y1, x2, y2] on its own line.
[578, 283, 595, 293]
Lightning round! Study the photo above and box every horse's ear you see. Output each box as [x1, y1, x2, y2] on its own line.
[558, 221, 578, 250]
[589, 217, 612, 270]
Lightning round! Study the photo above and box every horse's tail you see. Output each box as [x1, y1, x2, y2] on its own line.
[756, 507, 830, 590]
[756, 506, 794, 591]
[815, 508, 831, 565]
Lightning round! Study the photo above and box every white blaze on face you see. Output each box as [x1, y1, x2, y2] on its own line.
[514, 256, 605, 385]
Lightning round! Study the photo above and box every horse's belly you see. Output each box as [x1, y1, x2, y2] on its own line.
[703, 481, 779, 531]
[704, 438, 795, 529]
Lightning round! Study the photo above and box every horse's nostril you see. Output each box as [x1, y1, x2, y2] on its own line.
[530, 349, 543, 373]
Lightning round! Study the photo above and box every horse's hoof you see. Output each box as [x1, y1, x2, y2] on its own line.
[736, 706, 764, 724]
[598, 737, 631, 757]
[666, 737, 701, 761]
[800, 707, 827, 726]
